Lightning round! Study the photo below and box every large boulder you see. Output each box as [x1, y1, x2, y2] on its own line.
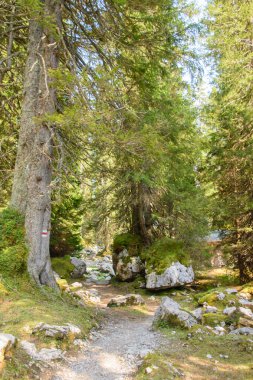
[153, 297, 197, 328]
[146, 262, 194, 290]
[113, 249, 144, 281]
[70, 257, 87, 278]
[107, 294, 145, 307]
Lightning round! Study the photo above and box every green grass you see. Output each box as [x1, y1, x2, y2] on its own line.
[0, 275, 97, 379]
[135, 328, 253, 380]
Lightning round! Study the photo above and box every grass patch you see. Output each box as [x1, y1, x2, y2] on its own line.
[0, 275, 97, 379]
[135, 331, 253, 380]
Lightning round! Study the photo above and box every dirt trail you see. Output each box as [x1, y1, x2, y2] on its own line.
[44, 285, 163, 380]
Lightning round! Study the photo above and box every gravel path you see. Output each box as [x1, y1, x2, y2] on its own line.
[45, 285, 162, 380]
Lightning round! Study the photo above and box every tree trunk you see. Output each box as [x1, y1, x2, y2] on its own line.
[11, 0, 61, 288]
[131, 182, 152, 246]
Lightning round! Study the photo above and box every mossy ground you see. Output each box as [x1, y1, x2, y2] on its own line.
[135, 268, 253, 379]
[135, 329, 253, 380]
[0, 275, 97, 379]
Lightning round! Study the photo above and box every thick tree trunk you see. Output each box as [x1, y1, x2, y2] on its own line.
[11, 0, 61, 288]
[131, 182, 152, 246]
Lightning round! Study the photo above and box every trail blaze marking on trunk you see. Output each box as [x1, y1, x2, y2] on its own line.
[42, 230, 48, 237]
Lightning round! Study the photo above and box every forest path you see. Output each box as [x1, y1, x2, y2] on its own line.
[44, 284, 163, 380]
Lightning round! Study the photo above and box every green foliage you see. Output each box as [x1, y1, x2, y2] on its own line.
[142, 237, 190, 274]
[0, 208, 27, 275]
[50, 181, 84, 257]
[206, 0, 253, 283]
[113, 233, 141, 256]
[51, 256, 75, 279]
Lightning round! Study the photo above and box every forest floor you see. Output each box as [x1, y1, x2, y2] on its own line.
[1, 269, 253, 379]
[43, 285, 163, 380]
[43, 272, 253, 380]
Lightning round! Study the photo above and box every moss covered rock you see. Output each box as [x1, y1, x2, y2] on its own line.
[56, 278, 69, 291]
[51, 256, 75, 279]
[202, 313, 228, 326]
[197, 289, 238, 309]
[112, 233, 144, 281]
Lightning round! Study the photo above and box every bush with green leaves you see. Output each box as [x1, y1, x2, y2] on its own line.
[50, 182, 84, 257]
[0, 208, 27, 275]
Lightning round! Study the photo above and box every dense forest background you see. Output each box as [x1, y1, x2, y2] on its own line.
[0, 0, 253, 286]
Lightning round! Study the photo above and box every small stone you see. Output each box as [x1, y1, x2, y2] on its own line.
[107, 294, 145, 307]
[192, 308, 203, 321]
[20, 341, 64, 361]
[205, 305, 218, 313]
[214, 326, 226, 333]
[223, 306, 237, 316]
[226, 288, 238, 294]
[206, 354, 213, 359]
[230, 327, 253, 335]
[217, 292, 226, 300]
[145, 367, 153, 374]
[32, 323, 81, 340]
[239, 307, 253, 319]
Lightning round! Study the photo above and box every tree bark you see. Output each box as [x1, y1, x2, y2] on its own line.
[11, 0, 61, 288]
[131, 182, 152, 246]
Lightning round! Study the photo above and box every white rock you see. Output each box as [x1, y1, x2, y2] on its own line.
[214, 326, 226, 333]
[192, 308, 203, 321]
[238, 292, 251, 300]
[239, 299, 253, 310]
[146, 262, 194, 290]
[70, 257, 87, 278]
[230, 327, 253, 335]
[206, 354, 213, 359]
[107, 294, 145, 307]
[205, 305, 218, 313]
[153, 297, 197, 329]
[33, 323, 81, 339]
[70, 282, 83, 289]
[145, 367, 153, 374]
[239, 307, 253, 319]
[0, 333, 16, 361]
[223, 306, 237, 316]
[99, 262, 115, 276]
[20, 341, 63, 361]
[217, 292, 226, 300]
[114, 249, 144, 281]
[226, 288, 238, 294]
